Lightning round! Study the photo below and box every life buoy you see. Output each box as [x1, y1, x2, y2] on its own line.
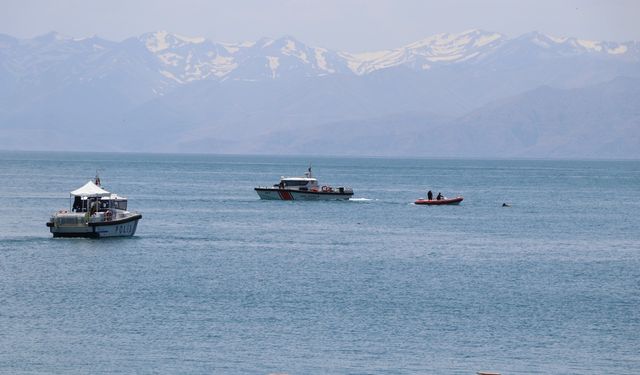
[321, 186, 329, 192]
[104, 210, 113, 221]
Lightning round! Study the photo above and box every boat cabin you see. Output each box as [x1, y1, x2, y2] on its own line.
[69, 180, 128, 213]
[276, 177, 319, 191]
[274, 167, 321, 191]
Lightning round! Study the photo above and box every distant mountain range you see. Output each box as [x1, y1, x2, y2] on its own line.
[1, 30, 639, 158]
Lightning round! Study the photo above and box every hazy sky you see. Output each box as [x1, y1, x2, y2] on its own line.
[2, 0, 639, 51]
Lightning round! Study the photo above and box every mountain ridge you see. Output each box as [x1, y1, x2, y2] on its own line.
[0, 30, 639, 158]
[3, 29, 638, 83]
[233, 76, 639, 159]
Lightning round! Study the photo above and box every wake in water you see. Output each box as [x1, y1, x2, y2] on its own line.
[348, 197, 375, 202]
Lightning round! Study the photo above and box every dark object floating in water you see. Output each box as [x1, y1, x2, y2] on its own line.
[502, 203, 511, 207]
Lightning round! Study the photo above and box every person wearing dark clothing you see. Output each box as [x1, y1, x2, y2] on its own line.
[427, 190, 433, 200]
[73, 196, 82, 212]
[436, 192, 443, 200]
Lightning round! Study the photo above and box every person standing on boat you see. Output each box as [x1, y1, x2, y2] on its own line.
[89, 200, 98, 215]
[436, 192, 443, 200]
[427, 190, 433, 200]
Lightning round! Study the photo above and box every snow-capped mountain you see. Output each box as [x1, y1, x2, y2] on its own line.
[13, 29, 628, 84]
[519, 31, 639, 58]
[3, 29, 637, 86]
[138, 31, 237, 83]
[131, 29, 640, 80]
[343, 29, 507, 74]
[132, 32, 354, 83]
[225, 35, 353, 80]
[1, 30, 639, 157]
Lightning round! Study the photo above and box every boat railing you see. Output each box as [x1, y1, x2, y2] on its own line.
[53, 214, 87, 227]
[53, 210, 137, 226]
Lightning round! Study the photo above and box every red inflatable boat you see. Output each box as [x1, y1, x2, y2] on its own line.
[414, 196, 464, 205]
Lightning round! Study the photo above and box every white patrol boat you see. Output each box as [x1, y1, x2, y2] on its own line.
[46, 176, 142, 238]
[255, 167, 354, 201]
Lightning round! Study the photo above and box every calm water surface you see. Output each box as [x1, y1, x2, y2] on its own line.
[0, 151, 639, 374]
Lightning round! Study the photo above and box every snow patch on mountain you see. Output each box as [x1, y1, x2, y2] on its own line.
[314, 48, 333, 73]
[547, 35, 568, 44]
[211, 56, 237, 77]
[473, 33, 502, 47]
[267, 56, 279, 78]
[608, 45, 628, 55]
[160, 70, 182, 83]
[260, 39, 275, 48]
[576, 39, 603, 52]
[158, 52, 182, 67]
[281, 39, 310, 63]
[141, 31, 205, 53]
[344, 49, 406, 74]
[144, 31, 171, 52]
[175, 34, 205, 44]
[522, 32, 638, 57]
[346, 29, 506, 74]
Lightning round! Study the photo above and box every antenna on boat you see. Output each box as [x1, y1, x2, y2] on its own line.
[305, 164, 313, 178]
[94, 169, 101, 186]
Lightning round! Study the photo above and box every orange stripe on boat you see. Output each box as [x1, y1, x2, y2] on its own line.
[279, 190, 293, 200]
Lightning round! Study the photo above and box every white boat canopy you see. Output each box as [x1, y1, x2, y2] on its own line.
[70, 180, 111, 197]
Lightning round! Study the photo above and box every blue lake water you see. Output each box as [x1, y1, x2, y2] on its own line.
[1, 151, 639, 374]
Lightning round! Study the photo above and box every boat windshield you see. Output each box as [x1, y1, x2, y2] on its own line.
[113, 200, 127, 210]
[282, 180, 312, 187]
[96, 197, 128, 210]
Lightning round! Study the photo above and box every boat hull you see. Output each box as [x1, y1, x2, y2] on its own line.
[414, 196, 464, 205]
[255, 188, 353, 201]
[47, 214, 142, 238]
